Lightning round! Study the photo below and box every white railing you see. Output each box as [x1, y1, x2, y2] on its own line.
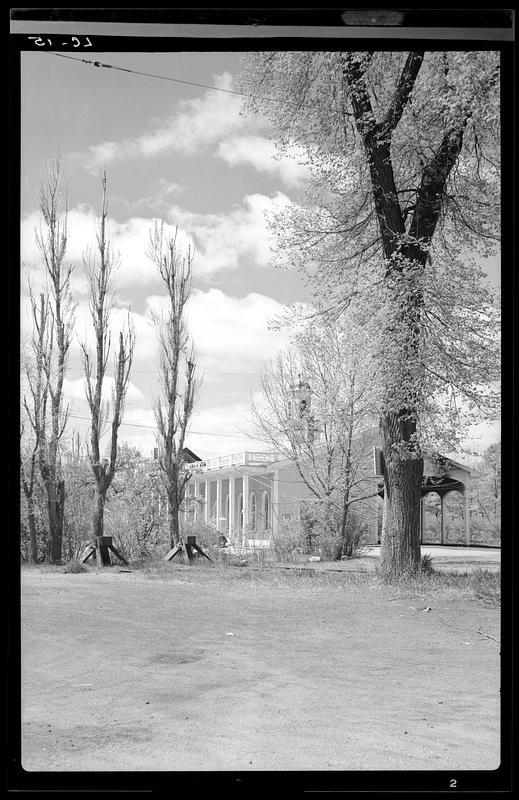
[247, 452, 275, 464]
[187, 451, 277, 473]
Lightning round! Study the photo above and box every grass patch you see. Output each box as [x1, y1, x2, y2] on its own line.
[128, 557, 380, 592]
[39, 555, 498, 605]
[378, 567, 500, 605]
[21, 562, 67, 573]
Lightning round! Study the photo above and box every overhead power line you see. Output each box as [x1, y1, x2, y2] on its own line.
[67, 412, 265, 441]
[48, 52, 246, 96]
[44, 51, 345, 114]
[65, 365, 261, 376]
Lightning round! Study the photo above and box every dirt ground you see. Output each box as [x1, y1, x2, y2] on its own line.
[20, 562, 500, 773]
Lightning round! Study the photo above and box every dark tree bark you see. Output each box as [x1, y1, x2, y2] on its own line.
[343, 53, 467, 578]
[20, 430, 40, 564]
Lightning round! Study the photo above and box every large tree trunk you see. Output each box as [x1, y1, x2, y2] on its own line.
[335, 494, 350, 560]
[93, 485, 107, 540]
[168, 498, 181, 549]
[341, 53, 467, 580]
[46, 480, 65, 563]
[26, 500, 38, 564]
[379, 411, 423, 578]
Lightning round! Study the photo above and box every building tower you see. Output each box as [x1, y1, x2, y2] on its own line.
[289, 375, 317, 444]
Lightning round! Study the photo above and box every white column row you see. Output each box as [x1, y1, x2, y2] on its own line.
[189, 471, 280, 543]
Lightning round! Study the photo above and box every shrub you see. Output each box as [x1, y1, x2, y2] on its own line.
[272, 521, 306, 562]
[62, 558, 87, 574]
[420, 553, 435, 575]
[298, 500, 369, 561]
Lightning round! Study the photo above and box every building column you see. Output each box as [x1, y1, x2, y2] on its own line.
[271, 470, 279, 543]
[216, 477, 223, 531]
[193, 482, 199, 524]
[464, 481, 471, 546]
[440, 494, 445, 545]
[204, 479, 209, 524]
[242, 473, 250, 544]
[229, 475, 235, 540]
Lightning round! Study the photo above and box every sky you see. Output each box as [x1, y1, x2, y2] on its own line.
[19, 49, 500, 463]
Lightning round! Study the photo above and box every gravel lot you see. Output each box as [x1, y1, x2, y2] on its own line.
[20, 561, 500, 773]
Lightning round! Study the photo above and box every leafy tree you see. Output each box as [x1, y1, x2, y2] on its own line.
[471, 441, 501, 542]
[147, 223, 201, 548]
[239, 50, 500, 577]
[106, 444, 168, 559]
[80, 173, 135, 543]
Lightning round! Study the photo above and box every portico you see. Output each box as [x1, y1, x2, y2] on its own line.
[183, 451, 279, 545]
[419, 454, 481, 546]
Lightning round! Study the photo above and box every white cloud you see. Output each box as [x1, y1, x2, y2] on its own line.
[188, 289, 289, 365]
[166, 192, 291, 274]
[186, 400, 263, 460]
[21, 191, 291, 287]
[119, 179, 184, 215]
[63, 376, 146, 406]
[217, 136, 311, 188]
[73, 73, 257, 172]
[144, 288, 290, 373]
[21, 208, 189, 292]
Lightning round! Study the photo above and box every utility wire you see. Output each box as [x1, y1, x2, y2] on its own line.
[67, 412, 266, 440]
[44, 51, 348, 115]
[65, 365, 261, 376]
[48, 52, 246, 96]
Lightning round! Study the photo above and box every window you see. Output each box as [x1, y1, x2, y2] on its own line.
[250, 492, 256, 531]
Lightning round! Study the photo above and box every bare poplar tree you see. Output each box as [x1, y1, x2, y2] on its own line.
[22, 158, 75, 563]
[81, 173, 135, 542]
[21, 295, 50, 562]
[252, 316, 379, 554]
[147, 223, 200, 548]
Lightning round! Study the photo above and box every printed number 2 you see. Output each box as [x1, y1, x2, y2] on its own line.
[450, 779, 457, 788]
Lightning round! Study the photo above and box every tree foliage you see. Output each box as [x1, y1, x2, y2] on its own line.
[239, 50, 500, 577]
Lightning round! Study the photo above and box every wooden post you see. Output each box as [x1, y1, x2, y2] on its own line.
[187, 535, 212, 562]
[163, 541, 183, 561]
[92, 536, 128, 566]
[96, 536, 112, 567]
[80, 544, 96, 564]
[109, 542, 128, 565]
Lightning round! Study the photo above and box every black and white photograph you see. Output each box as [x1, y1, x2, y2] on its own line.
[11, 7, 512, 793]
